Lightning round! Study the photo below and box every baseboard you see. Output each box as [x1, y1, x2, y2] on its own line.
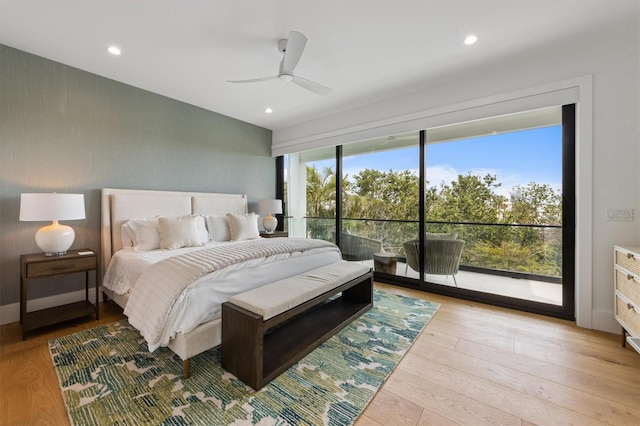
[0, 289, 102, 326]
[591, 308, 620, 334]
[1, 290, 621, 335]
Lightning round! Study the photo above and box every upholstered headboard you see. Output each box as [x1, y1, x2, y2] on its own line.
[101, 188, 248, 271]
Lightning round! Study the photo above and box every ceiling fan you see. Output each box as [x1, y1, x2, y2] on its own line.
[228, 30, 332, 96]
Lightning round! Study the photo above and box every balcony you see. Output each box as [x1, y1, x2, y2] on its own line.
[367, 259, 562, 305]
[299, 217, 563, 306]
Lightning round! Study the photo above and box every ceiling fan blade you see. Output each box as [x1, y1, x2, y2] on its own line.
[292, 75, 332, 96]
[282, 31, 307, 74]
[227, 76, 278, 83]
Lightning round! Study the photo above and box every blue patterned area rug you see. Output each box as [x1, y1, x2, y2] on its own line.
[49, 290, 439, 425]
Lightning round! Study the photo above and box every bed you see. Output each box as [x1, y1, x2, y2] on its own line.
[100, 188, 342, 377]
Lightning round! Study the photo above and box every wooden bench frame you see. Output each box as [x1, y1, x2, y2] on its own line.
[221, 269, 373, 390]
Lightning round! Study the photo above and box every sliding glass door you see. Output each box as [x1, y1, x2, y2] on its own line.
[340, 133, 419, 276]
[282, 105, 575, 320]
[422, 107, 568, 314]
[284, 148, 336, 241]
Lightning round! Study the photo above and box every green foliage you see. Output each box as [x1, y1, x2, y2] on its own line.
[306, 165, 336, 218]
[429, 173, 506, 223]
[305, 166, 337, 241]
[350, 169, 420, 220]
[505, 182, 562, 226]
[305, 165, 563, 277]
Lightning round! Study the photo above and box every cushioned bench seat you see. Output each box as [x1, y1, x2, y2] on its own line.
[228, 261, 371, 320]
[222, 261, 373, 390]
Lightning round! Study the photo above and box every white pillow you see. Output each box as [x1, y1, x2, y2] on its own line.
[120, 221, 135, 248]
[126, 218, 160, 251]
[227, 213, 260, 241]
[158, 215, 206, 249]
[205, 214, 231, 242]
[196, 215, 209, 243]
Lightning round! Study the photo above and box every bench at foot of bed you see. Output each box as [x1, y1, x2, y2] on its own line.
[221, 261, 373, 390]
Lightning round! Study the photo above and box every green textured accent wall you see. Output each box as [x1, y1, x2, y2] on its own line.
[0, 44, 273, 310]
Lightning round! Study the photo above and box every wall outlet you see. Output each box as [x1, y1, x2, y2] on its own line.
[604, 208, 637, 221]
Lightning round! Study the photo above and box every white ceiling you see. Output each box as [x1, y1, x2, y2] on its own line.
[0, 1, 635, 131]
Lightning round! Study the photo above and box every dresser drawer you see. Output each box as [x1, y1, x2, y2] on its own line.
[615, 247, 640, 276]
[26, 256, 97, 278]
[615, 294, 640, 337]
[614, 268, 640, 307]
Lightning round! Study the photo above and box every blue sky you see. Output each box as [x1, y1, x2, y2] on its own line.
[311, 125, 563, 197]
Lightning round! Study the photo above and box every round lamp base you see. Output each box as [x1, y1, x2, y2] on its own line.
[262, 215, 278, 233]
[35, 221, 75, 256]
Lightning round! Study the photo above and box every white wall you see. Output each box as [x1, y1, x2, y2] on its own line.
[274, 10, 640, 333]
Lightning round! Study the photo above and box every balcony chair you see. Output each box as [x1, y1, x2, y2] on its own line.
[333, 231, 383, 262]
[403, 233, 465, 286]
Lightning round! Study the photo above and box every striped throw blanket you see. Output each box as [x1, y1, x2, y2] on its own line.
[124, 238, 337, 351]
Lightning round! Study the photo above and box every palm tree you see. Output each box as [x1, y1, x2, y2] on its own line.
[306, 165, 336, 217]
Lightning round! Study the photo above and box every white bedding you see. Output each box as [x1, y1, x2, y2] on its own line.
[103, 238, 341, 351]
[104, 240, 248, 295]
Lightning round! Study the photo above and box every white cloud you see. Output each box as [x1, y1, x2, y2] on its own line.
[342, 165, 365, 181]
[425, 165, 460, 188]
[425, 165, 561, 197]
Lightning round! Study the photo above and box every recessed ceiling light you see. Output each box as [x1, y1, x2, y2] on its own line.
[265, 107, 273, 114]
[464, 34, 478, 46]
[107, 46, 121, 55]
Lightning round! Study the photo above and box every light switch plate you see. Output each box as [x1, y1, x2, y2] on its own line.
[604, 208, 637, 221]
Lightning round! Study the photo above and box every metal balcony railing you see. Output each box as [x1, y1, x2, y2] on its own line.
[297, 216, 563, 283]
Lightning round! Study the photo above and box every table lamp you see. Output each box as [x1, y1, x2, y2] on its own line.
[258, 199, 283, 233]
[19, 193, 86, 256]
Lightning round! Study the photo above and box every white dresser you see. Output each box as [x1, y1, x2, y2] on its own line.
[613, 246, 640, 352]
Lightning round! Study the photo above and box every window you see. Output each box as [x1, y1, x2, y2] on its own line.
[282, 105, 575, 319]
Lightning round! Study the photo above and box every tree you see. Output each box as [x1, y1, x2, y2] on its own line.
[351, 169, 419, 220]
[304, 164, 563, 277]
[305, 165, 336, 240]
[306, 165, 336, 217]
[501, 182, 563, 274]
[506, 182, 562, 226]
[429, 173, 506, 223]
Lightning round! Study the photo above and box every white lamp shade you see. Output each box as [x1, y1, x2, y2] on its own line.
[20, 193, 85, 221]
[20, 193, 85, 255]
[258, 199, 283, 215]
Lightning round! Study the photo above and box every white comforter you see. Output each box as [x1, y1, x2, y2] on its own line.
[103, 238, 341, 351]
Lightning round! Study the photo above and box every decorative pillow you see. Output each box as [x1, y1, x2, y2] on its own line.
[227, 213, 260, 241]
[205, 214, 231, 242]
[120, 221, 135, 248]
[125, 218, 161, 251]
[158, 215, 206, 249]
[425, 232, 458, 240]
[196, 215, 209, 243]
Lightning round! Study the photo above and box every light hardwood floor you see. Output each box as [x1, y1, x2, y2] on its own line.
[1, 284, 638, 425]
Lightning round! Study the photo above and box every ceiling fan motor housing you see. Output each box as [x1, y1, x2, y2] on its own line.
[277, 39, 288, 53]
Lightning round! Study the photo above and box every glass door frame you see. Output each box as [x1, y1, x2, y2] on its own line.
[278, 104, 576, 321]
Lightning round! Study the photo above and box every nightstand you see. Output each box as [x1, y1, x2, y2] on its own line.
[20, 248, 100, 339]
[614, 245, 640, 350]
[260, 231, 288, 238]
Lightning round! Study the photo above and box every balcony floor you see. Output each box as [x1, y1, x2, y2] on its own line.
[362, 259, 563, 306]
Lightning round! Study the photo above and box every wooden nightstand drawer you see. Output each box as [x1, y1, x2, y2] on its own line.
[26, 256, 97, 278]
[615, 247, 640, 276]
[615, 268, 640, 307]
[615, 294, 640, 337]
[613, 246, 640, 351]
[260, 231, 288, 238]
